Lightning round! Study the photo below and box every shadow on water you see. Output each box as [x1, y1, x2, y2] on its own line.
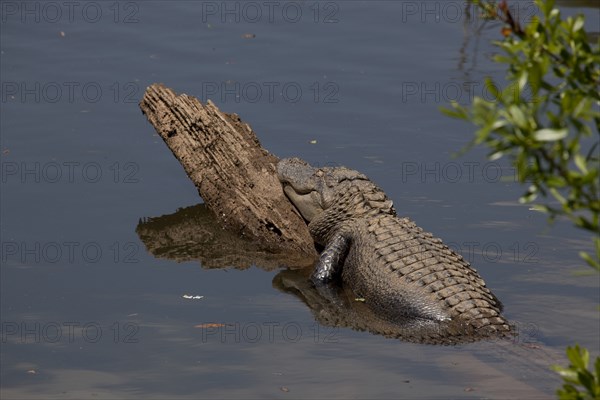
[137, 203, 518, 346]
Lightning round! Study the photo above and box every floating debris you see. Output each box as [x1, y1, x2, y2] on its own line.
[182, 294, 204, 300]
[242, 33, 256, 39]
[309, 139, 317, 144]
[194, 323, 227, 328]
[280, 386, 290, 393]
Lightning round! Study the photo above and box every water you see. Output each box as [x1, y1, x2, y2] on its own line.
[1, 1, 599, 398]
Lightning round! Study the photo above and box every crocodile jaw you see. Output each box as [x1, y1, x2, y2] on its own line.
[283, 185, 323, 222]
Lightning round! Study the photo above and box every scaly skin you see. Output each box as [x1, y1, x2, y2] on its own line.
[278, 157, 510, 336]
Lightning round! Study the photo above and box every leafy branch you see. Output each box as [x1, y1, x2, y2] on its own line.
[552, 345, 600, 399]
[443, 0, 600, 270]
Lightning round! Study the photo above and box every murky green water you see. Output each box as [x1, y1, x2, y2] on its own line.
[1, 1, 598, 399]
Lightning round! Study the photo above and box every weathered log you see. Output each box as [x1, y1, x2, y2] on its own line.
[139, 83, 316, 259]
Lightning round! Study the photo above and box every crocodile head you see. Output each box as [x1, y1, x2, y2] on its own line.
[277, 158, 394, 224]
[277, 158, 368, 222]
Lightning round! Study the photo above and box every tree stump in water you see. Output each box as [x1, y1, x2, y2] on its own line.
[139, 83, 316, 260]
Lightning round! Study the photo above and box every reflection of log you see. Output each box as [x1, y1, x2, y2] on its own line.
[136, 204, 314, 270]
[139, 83, 316, 258]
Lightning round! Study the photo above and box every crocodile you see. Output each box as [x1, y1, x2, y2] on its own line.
[277, 157, 511, 339]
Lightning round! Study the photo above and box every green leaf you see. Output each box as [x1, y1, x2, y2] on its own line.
[529, 62, 543, 95]
[484, 78, 501, 102]
[552, 365, 578, 381]
[508, 105, 528, 128]
[578, 372, 594, 393]
[579, 251, 600, 271]
[533, 128, 568, 141]
[518, 72, 528, 91]
[520, 185, 539, 203]
[574, 154, 589, 174]
[439, 104, 468, 120]
[529, 204, 549, 213]
[573, 16, 584, 33]
[567, 346, 589, 371]
[489, 151, 504, 161]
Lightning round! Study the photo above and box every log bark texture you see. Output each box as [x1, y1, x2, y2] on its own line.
[139, 83, 316, 259]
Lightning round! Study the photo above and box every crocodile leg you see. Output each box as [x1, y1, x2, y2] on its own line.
[311, 232, 351, 284]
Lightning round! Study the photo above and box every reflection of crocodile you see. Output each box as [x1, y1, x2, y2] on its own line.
[274, 268, 502, 344]
[277, 158, 511, 338]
